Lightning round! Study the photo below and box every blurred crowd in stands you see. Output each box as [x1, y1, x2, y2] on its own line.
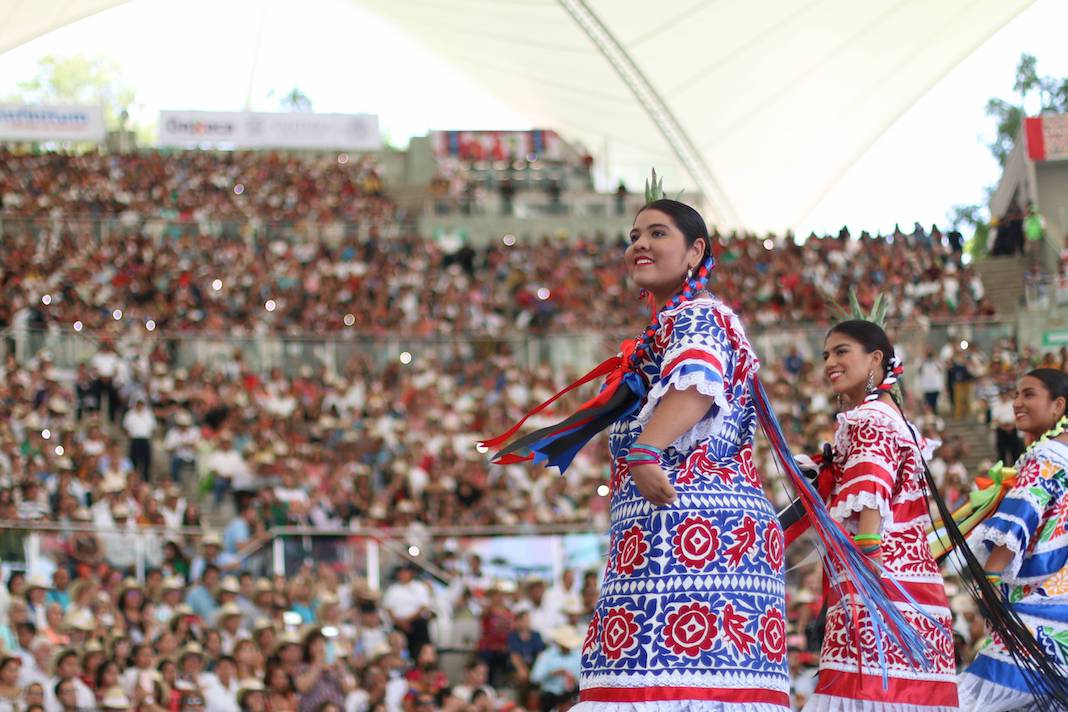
[0, 148, 1045, 710]
[0, 323, 1064, 709]
[1, 171, 992, 339]
[0, 150, 390, 225]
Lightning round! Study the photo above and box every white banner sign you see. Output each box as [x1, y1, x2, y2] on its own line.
[0, 104, 106, 142]
[159, 110, 381, 151]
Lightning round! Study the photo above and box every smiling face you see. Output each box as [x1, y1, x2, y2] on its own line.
[1013, 375, 1067, 436]
[625, 209, 705, 304]
[823, 331, 884, 402]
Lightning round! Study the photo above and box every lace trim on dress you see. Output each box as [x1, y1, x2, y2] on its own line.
[572, 702, 788, 712]
[957, 670, 1032, 712]
[827, 490, 893, 525]
[634, 367, 728, 454]
[802, 694, 960, 712]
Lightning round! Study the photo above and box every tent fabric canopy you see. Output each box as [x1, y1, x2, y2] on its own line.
[0, 0, 1034, 230]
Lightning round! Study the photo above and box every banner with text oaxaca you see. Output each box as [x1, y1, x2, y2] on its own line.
[158, 110, 381, 151]
[0, 104, 106, 142]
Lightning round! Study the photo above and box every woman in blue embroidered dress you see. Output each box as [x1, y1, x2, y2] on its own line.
[484, 195, 923, 710]
[959, 368, 1068, 711]
[572, 200, 791, 710]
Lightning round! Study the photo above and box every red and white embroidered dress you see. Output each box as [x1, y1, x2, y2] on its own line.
[804, 400, 958, 712]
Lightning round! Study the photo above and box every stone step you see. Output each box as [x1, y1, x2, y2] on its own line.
[940, 416, 994, 474]
[973, 256, 1029, 317]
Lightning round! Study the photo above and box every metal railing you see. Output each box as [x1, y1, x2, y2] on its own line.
[0, 521, 607, 591]
[0, 318, 1017, 377]
[0, 215, 407, 246]
[1024, 274, 1068, 310]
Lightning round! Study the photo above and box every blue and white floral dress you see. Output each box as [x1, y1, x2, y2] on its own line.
[959, 438, 1068, 711]
[575, 296, 790, 711]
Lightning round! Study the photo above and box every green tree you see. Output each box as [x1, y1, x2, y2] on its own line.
[986, 53, 1068, 167]
[1013, 53, 1040, 103]
[280, 87, 312, 112]
[984, 97, 1025, 167]
[10, 54, 138, 130]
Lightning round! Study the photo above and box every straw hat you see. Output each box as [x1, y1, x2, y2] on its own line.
[162, 576, 185, 592]
[178, 642, 204, 661]
[352, 579, 381, 602]
[562, 601, 586, 617]
[62, 609, 97, 632]
[201, 533, 222, 548]
[215, 602, 243, 623]
[252, 618, 275, 634]
[237, 679, 266, 706]
[549, 625, 583, 650]
[81, 639, 104, 662]
[100, 686, 131, 710]
[100, 475, 126, 493]
[272, 631, 302, 656]
[26, 573, 53, 590]
[219, 576, 240, 594]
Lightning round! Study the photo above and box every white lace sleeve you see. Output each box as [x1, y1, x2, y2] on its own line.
[633, 301, 732, 452]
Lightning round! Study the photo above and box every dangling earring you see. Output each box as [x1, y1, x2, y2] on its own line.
[835, 393, 843, 411]
[638, 288, 648, 301]
[865, 371, 875, 393]
[686, 266, 694, 282]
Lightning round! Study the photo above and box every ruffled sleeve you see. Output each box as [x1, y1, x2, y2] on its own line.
[828, 407, 900, 526]
[970, 444, 1068, 582]
[633, 299, 749, 452]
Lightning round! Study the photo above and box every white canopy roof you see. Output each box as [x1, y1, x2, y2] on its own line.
[1, 0, 1034, 231]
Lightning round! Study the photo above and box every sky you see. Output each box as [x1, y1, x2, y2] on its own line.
[0, 0, 1066, 235]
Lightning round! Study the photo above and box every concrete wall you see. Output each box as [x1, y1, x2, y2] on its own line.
[1018, 303, 1068, 352]
[1036, 161, 1068, 261]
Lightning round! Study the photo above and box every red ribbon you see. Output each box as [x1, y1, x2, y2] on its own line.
[479, 339, 637, 454]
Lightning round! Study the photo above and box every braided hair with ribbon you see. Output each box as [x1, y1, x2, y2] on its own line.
[864, 353, 904, 403]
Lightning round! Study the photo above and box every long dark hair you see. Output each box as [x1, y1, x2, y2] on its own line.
[626, 199, 715, 371]
[826, 319, 894, 379]
[1024, 368, 1068, 429]
[637, 199, 711, 263]
[830, 321, 1068, 708]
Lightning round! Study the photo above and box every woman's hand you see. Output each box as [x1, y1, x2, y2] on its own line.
[630, 463, 676, 505]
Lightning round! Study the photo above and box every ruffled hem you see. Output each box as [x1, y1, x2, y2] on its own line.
[969, 522, 1026, 582]
[802, 694, 959, 712]
[827, 490, 892, 525]
[957, 671, 1030, 712]
[634, 367, 728, 453]
[572, 702, 788, 712]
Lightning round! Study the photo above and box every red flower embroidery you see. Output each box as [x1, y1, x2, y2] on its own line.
[720, 602, 755, 655]
[723, 515, 758, 568]
[680, 444, 731, 486]
[672, 516, 720, 569]
[663, 602, 718, 657]
[583, 612, 600, 654]
[653, 317, 673, 352]
[738, 445, 762, 490]
[610, 456, 631, 492]
[758, 608, 787, 663]
[763, 523, 784, 573]
[600, 607, 639, 661]
[615, 525, 650, 576]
